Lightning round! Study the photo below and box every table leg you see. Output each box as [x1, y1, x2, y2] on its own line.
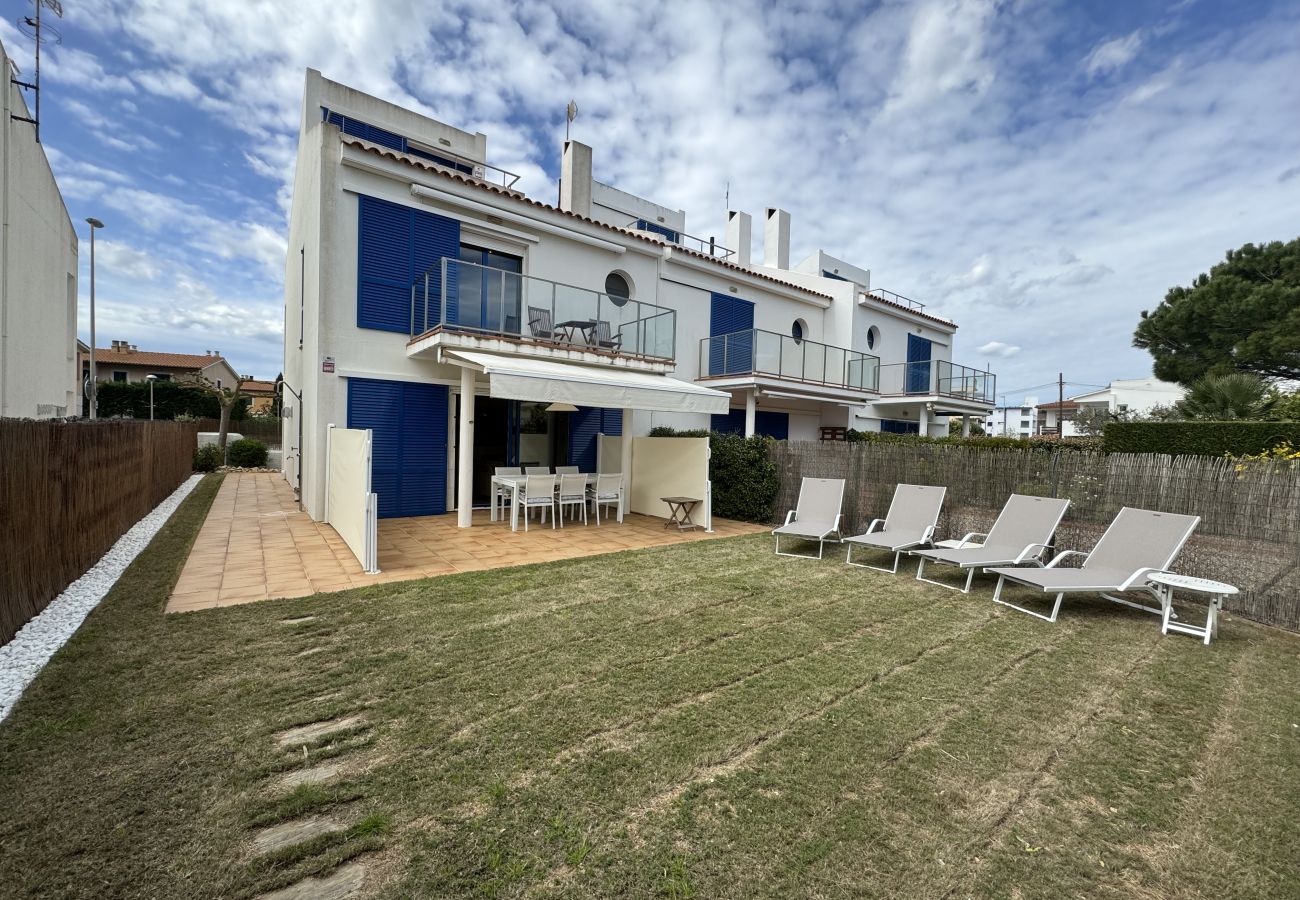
[510, 484, 521, 532]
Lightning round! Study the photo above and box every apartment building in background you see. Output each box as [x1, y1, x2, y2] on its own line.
[281, 71, 996, 523]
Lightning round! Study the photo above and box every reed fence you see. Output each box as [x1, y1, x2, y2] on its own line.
[769, 441, 1300, 632]
[0, 419, 197, 644]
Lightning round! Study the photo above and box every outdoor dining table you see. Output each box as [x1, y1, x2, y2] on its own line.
[490, 473, 598, 531]
[554, 319, 598, 345]
[660, 496, 701, 531]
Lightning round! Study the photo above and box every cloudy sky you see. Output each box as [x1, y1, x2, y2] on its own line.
[4, 0, 1298, 399]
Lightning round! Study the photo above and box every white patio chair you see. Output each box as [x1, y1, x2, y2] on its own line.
[772, 477, 845, 559]
[521, 474, 557, 530]
[555, 466, 580, 475]
[493, 466, 522, 519]
[557, 474, 588, 526]
[985, 507, 1201, 623]
[525, 466, 550, 475]
[844, 484, 946, 573]
[912, 494, 1070, 593]
[588, 473, 622, 525]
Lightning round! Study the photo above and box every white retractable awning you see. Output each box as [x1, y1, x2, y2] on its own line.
[444, 349, 731, 414]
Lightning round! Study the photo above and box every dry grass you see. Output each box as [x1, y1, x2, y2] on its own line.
[0, 477, 1297, 898]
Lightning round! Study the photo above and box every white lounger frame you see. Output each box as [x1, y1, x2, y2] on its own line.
[774, 512, 844, 560]
[844, 520, 936, 573]
[914, 536, 1054, 593]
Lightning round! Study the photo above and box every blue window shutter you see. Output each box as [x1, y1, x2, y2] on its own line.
[906, 334, 932, 393]
[711, 409, 744, 434]
[347, 378, 448, 518]
[709, 293, 755, 375]
[325, 110, 405, 151]
[710, 408, 786, 439]
[413, 207, 460, 329]
[568, 407, 621, 471]
[881, 419, 920, 435]
[357, 195, 460, 334]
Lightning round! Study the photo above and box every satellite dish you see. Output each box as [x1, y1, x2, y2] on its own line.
[566, 100, 577, 122]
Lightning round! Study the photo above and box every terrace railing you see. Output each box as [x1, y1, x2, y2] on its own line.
[878, 360, 996, 403]
[626, 219, 734, 259]
[864, 288, 927, 311]
[698, 329, 880, 392]
[410, 257, 676, 362]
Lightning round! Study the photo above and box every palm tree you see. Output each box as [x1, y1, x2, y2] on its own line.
[1177, 373, 1278, 420]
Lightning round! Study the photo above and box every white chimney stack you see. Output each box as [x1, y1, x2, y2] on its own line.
[764, 207, 790, 270]
[559, 140, 593, 217]
[726, 211, 752, 267]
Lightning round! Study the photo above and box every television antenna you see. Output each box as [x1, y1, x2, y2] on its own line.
[13, 0, 64, 143]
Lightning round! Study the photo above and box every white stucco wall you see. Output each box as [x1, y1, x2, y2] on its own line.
[0, 39, 78, 418]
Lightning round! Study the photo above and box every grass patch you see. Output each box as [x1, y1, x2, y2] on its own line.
[1, 490, 1297, 897]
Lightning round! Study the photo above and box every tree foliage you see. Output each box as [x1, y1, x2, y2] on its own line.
[93, 380, 249, 421]
[1176, 373, 1278, 421]
[1133, 237, 1300, 384]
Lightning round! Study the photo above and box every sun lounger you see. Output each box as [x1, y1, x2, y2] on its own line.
[772, 477, 845, 558]
[986, 506, 1200, 623]
[913, 494, 1070, 593]
[844, 484, 946, 573]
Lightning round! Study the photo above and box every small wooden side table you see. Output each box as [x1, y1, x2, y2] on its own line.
[1147, 572, 1238, 646]
[661, 496, 701, 531]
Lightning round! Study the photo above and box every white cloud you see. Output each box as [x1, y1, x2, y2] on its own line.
[95, 240, 161, 281]
[977, 341, 1021, 359]
[1083, 31, 1144, 78]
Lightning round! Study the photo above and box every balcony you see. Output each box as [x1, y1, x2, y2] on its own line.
[409, 258, 676, 364]
[862, 288, 927, 311]
[698, 329, 880, 393]
[878, 360, 996, 405]
[627, 219, 734, 260]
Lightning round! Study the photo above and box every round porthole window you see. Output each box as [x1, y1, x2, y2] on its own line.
[867, 326, 879, 350]
[792, 319, 806, 344]
[605, 271, 631, 307]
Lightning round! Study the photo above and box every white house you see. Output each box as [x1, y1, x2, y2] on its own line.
[1068, 378, 1185, 417]
[280, 71, 996, 524]
[0, 37, 79, 419]
[984, 396, 1042, 437]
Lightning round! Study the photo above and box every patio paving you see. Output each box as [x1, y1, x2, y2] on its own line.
[166, 472, 766, 613]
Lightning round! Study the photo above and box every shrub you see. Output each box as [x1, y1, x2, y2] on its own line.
[1103, 421, 1300, 456]
[844, 429, 1101, 453]
[645, 427, 778, 522]
[227, 438, 269, 468]
[193, 444, 222, 472]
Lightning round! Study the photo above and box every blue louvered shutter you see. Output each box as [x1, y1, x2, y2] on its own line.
[357, 195, 459, 334]
[906, 334, 932, 393]
[325, 109, 405, 151]
[413, 208, 460, 330]
[710, 408, 787, 439]
[347, 378, 448, 518]
[567, 407, 622, 471]
[709, 293, 755, 375]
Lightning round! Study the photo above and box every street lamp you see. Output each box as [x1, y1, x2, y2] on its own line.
[85, 217, 104, 419]
[145, 374, 157, 420]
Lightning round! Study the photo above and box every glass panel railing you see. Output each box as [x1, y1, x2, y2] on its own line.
[698, 329, 879, 391]
[411, 258, 676, 361]
[878, 360, 995, 402]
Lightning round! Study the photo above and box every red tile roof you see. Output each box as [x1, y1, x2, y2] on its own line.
[242, 379, 277, 394]
[83, 348, 229, 370]
[1037, 400, 1079, 410]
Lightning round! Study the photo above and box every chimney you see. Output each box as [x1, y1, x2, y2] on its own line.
[726, 211, 752, 267]
[764, 207, 790, 270]
[559, 140, 593, 217]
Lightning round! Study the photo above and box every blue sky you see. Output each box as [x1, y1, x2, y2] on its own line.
[4, 0, 1298, 400]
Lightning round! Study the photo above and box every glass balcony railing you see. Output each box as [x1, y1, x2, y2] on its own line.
[878, 360, 996, 403]
[410, 258, 676, 362]
[698, 329, 880, 391]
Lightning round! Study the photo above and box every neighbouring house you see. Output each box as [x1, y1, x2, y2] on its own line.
[0, 38, 79, 419]
[1067, 378, 1185, 418]
[1036, 399, 1079, 437]
[281, 71, 996, 523]
[79, 341, 240, 409]
[984, 395, 1043, 437]
[241, 378, 278, 414]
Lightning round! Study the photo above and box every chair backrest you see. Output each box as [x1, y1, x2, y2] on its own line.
[794, 477, 845, 525]
[525, 466, 550, 475]
[555, 466, 580, 474]
[1083, 507, 1200, 575]
[494, 466, 522, 476]
[881, 484, 946, 536]
[593, 320, 619, 346]
[525, 474, 556, 499]
[527, 306, 553, 336]
[982, 494, 1071, 554]
[593, 473, 621, 498]
[558, 474, 586, 498]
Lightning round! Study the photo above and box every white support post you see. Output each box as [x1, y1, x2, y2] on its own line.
[744, 389, 757, 438]
[918, 406, 930, 437]
[457, 367, 475, 528]
[620, 408, 634, 522]
[961, 415, 970, 437]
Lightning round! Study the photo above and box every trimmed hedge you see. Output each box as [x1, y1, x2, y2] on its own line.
[845, 429, 1102, 453]
[646, 427, 778, 522]
[1103, 421, 1300, 456]
[227, 438, 269, 468]
[94, 380, 249, 421]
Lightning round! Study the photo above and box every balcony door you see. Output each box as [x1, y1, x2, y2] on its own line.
[709, 292, 755, 375]
[457, 245, 523, 334]
[906, 334, 932, 393]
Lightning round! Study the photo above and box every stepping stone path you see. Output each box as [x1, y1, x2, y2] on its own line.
[275, 715, 366, 749]
[252, 816, 345, 854]
[255, 861, 366, 900]
[273, 762, 342, 791]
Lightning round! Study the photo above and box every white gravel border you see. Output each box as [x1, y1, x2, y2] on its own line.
[0, 474, 204, 724]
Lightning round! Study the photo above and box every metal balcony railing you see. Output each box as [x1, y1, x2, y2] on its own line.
[864, 288, 926, 311]
[410, 258, 676, 361]
[698, 329, 880, 392]
[626, 219, 734, 259]
[878, 360, 996, 403]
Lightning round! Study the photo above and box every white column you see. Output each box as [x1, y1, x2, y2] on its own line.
[744, 389, 757, 438]
[918, 406, 930, 437]
[620, 408, 634, 522]
[961, 415, 970, 437]
[457, 367, 475, 528]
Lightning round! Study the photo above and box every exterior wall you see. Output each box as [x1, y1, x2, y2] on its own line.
[0, 39, 78, 419]
[1071, 378, 1185, 414]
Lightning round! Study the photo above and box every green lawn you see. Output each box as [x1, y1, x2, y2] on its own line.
[1, 473, 1298, 899]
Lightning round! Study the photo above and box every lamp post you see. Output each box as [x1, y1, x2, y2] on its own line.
[145, 374, 157, 420]
[85, 217, 104, 418]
